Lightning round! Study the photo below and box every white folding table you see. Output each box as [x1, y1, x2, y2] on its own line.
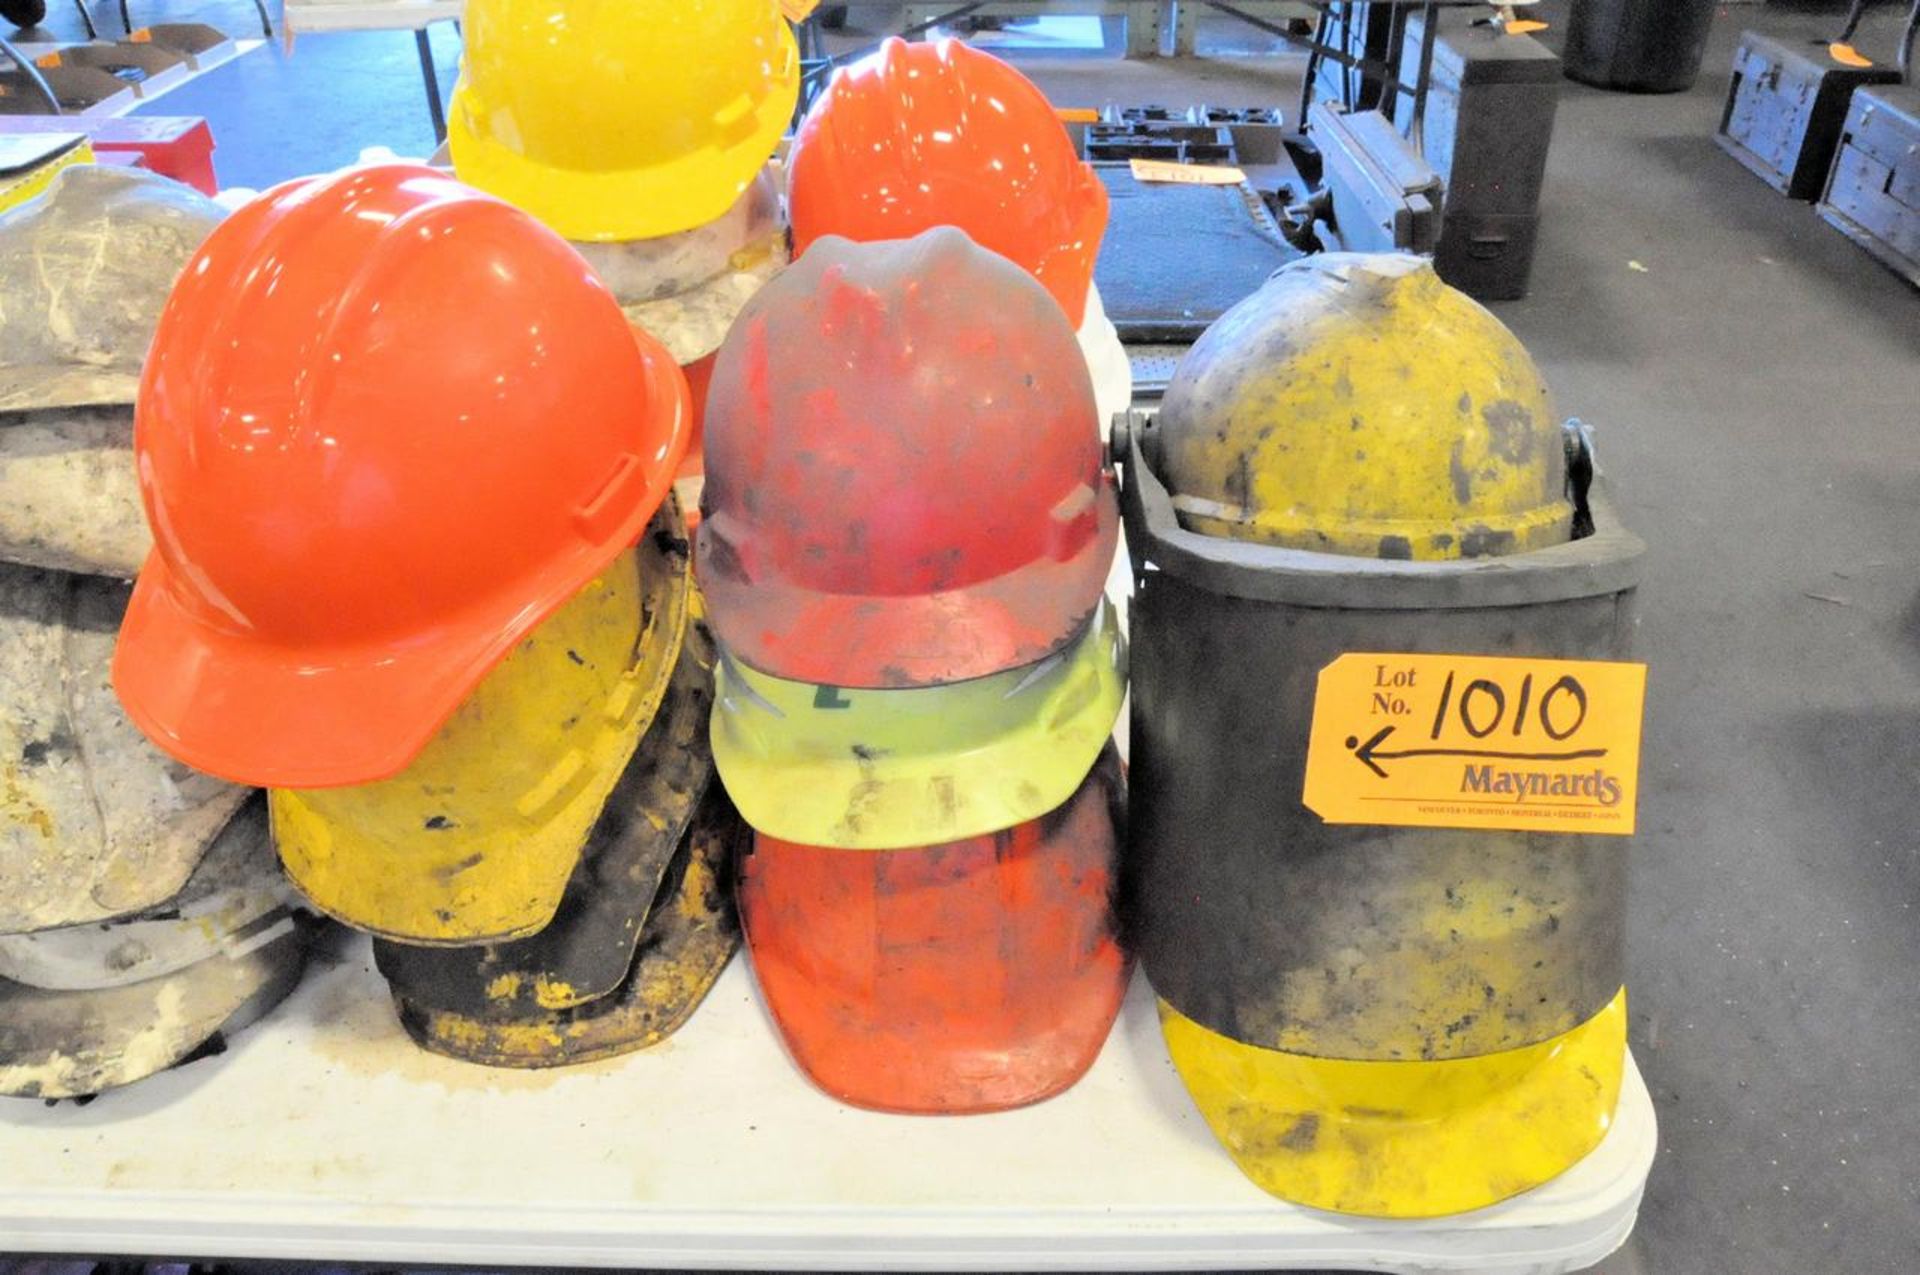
[0, 930, 1655, 1274]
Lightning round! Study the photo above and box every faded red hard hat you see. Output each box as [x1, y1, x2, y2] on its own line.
[696, 227, 1118, 688]
[788, 37, 1109, 328]
[113, 164, 690, 789]
[738, 746, 1128, 1114]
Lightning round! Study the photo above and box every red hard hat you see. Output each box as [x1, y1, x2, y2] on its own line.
[113, 164, 690, 789]
[788, 38, 1109, 327]
[739, 746, 1128, 1114]
[696, 227, 1118, 688]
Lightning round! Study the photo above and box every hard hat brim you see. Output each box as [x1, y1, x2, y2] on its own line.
[0, 921, 311, 1100]
[739, 747, 1128, 1114]
[0, 798, 290, 990]
[268, 527, 692, 947]
[0, 403, 151, 578]
[112, 342, 690, 792]
[0, 563, 253, 933]
[699, 477, 1121, 690]
[391, 780, 746, 1068]
[114, 558, 545, 790]
[711, 598, 1125, 850]
[0, 369, 143, 415]
[374, 618, 717, 1016]
[1159, 990, 1628, 1217]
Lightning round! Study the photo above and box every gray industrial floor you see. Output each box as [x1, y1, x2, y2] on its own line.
[8, 0, 1920, 1271]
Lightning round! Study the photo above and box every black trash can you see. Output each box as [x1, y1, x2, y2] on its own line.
[1563, 0, 1718, 93]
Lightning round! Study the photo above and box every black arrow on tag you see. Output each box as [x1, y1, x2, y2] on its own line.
[1346, 726, 1609, 778]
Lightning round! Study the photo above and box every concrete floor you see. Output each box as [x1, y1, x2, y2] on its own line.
[9, 0, 1920, 1271]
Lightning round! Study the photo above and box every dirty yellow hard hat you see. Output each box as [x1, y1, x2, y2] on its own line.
[448, 0, 799, 242]
[1159, 990, 1627, 1217]
[270, 504, 692, 946]
[710, 598, 1125, 850]
[392, 779, 747, 1068]
[374, 611, 741, 1068]
[1155, 253, 1572, 559]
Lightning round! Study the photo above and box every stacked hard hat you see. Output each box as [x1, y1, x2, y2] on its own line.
[788, 37, 1131, 435]
[448, 0, 800, 513]
[372, 601, 746, 1068]
[111, 163, 743, 1070]
[0, 167, 315, 1101]
[1120, 254, 1641, 1215]
[0, 165, 213, 576]
[699, 227, 1131, 1113]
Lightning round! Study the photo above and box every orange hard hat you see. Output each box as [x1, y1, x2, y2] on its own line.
[113, 164, 690, 789]
[737, 746, 1128, 1114]
[788, 38, 1109, 327]
[697, 227, 1118, 688]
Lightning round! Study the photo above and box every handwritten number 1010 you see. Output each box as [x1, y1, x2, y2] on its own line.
[1429, 671, 1590, 742]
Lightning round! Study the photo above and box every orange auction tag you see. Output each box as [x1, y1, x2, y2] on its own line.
[781, 0, 820, 20]
[1302, 652, 1646, 836]
[1056, 107, 1102, 123]
[1828, 42, 1873, 68]
[1129, 158, 1247, 185]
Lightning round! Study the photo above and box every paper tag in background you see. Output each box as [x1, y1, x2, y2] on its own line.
[1129, 159, 1248, 186]
[1302, 652, 1646, 836]
[780, 0, 821, 21]
[1056, 108, 1102, 124]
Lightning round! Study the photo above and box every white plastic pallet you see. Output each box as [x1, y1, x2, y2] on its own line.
[0, 932, 1654, 1273]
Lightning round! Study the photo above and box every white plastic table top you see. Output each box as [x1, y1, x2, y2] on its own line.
[0, 930, 1654, 1274]
[282, 1, 463, 34]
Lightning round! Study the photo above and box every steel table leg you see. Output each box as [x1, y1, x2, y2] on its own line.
[416, 26, 447, 143]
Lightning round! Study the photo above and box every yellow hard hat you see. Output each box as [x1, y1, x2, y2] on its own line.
[270, 505, 692, 945]
[448, 0, 799, 242]
[394, 778, 746, 1069]
[1160, 989, 1626, 1217]
[711, 598, 1125, 850]
[1156, 253, 1572, 559]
